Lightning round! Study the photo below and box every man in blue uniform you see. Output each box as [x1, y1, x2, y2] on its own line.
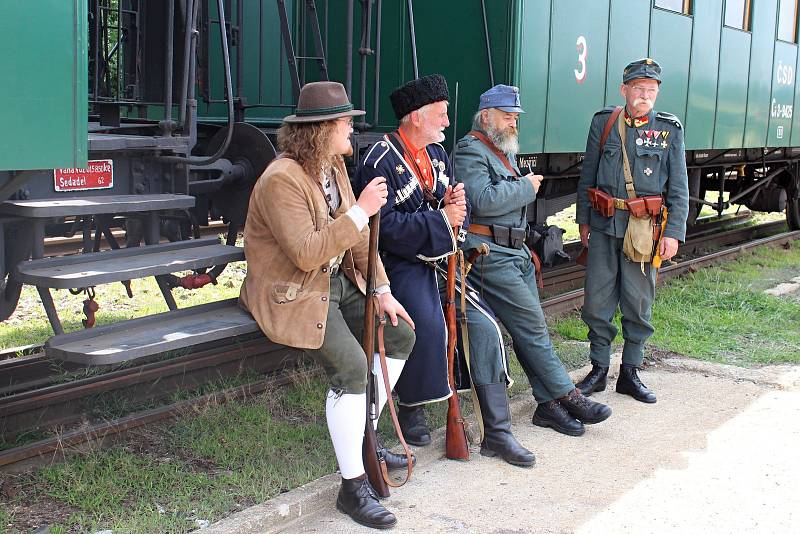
[454, 84, 612, 438]
[575, 58, 689, 403]
[355, 76, 536, 468]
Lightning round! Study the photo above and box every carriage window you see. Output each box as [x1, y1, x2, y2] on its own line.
[725, 0, 751, 30]
[654, 0, 691, 15]
[778, 0, 799, 42]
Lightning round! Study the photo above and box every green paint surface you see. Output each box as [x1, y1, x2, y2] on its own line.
[0, 1, 87, 171]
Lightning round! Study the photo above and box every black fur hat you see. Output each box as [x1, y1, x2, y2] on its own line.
[389, 74, 450, 120]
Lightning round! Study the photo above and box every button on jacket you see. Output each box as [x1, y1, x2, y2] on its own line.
[240, 157, 389, 349]
[576, 108, 689, 242]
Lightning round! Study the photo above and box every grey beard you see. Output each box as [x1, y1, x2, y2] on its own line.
[487, 126, 519, 157]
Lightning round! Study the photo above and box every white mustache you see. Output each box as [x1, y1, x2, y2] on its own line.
[633, 98, 652, 107]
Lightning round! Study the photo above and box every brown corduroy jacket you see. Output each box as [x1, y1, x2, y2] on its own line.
[239, 157, 389, 349]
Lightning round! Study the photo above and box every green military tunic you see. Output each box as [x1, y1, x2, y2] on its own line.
[576, 107, 689, 367]
[454, 129, 575, 403]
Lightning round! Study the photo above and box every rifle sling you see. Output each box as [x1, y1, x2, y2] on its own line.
[374, 304, 414, 487]
[468, 130, 518, 176]
[600, 106, 624, 153]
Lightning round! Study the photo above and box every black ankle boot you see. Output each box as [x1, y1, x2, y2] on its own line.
[559, 388, 612, 424]
[336, 474, 397, 529]
[532, 400, 585, 436]
[616, 364, 657, 403]
[397, 405, 431, 446]
[475, 383, 536, 467]
[377, 436, 416, 471]
[575, 364, 608, 396]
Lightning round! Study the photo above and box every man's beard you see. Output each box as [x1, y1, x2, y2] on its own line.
[487, 123, 519, 156]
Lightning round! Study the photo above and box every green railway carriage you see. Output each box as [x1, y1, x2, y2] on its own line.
[0, 0, 799, 363]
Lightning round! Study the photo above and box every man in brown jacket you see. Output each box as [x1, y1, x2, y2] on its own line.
[240, 81, 415, 530]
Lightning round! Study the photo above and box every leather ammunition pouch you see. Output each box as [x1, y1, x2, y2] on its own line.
[588, 187, 615, 217]
[492, 224, 527, 249]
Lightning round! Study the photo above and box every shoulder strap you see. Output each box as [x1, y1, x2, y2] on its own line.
[375, 310, 414, 487]
[599, 106, 624, 152]
[616, 110, 637, 199]
[468, 130, 519, 176]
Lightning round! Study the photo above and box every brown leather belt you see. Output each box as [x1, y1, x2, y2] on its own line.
[468, 223, 494, 237]
[613, 198, 629, 210]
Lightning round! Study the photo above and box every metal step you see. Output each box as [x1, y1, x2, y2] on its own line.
[16, 237, 242, 289]
[45, 299, 260, 364]
[0, 194, 194, 218]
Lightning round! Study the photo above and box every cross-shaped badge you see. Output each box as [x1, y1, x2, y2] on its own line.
[644, 167, 653, 176]
[661, 140, 668, 149]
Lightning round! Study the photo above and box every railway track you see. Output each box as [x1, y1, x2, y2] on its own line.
[0, 220, 796, 471]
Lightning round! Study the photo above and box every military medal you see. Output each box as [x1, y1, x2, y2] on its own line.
[636, 138, 644, 146]
[644, 167, 653, 176]
[396, 164, 405, 174]
[438, 161, 446, 171]
[661, 140, 668, 149]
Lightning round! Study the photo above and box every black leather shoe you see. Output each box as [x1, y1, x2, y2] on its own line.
[398, 405, 431, 446]
[616, 364, 657, 403]
[532, 400, 585, 436]
[559, 388, 612, 424]
[377, 436, 416, 471]
[575, 364, 608, 397]
[476, 383, 536, 467]
[336, 474, 397, 529]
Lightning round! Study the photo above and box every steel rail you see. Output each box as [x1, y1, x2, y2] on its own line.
[540, 229, 800, 316]
[0, 367, 322, 471]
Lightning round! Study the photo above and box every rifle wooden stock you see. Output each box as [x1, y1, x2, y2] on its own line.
[651, 206, 669, 271]
[362, 213, 390, 498]
[445, 240, 470, 461]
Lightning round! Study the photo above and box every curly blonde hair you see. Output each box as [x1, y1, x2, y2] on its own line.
[277, 120, 341, 176]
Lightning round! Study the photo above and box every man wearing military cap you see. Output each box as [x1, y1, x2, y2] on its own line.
[453, 84, 612, 445]
[575, 58, 689, 403]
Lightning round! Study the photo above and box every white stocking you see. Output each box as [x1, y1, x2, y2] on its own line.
[373, 355, 406, 429]
[326, 390, 366, 479]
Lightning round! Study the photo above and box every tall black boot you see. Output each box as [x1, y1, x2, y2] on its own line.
[397, 404, 431, 446]
[336, 474, 397, 529]
[616, 364, 657, 403]
[575, 363, 608, 397]
[476, 383, 536, 467]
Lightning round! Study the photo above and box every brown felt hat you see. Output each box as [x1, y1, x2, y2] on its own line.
[283, 81, 366, 124]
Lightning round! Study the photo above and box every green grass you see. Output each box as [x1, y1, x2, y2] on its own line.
[552, 241, 800, 366]
[14, 372, 336, 533]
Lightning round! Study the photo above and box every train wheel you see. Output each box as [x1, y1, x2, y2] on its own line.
[0, 223, 33, 321]
[787, 194, 800, 230]
[787, 170, 800, 231]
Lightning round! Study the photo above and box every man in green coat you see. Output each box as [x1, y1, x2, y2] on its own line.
[453, 85, 612, 438]
[575, 58, 689, 403]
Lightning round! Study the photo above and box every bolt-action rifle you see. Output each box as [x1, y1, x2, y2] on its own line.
[445, 246, 470, 460]
[362, 213, 391, 498]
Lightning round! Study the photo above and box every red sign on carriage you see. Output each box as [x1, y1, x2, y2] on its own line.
[54, 160, 114, 192]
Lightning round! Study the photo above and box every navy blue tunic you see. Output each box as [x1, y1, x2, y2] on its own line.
[355, 134, 462, 405]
